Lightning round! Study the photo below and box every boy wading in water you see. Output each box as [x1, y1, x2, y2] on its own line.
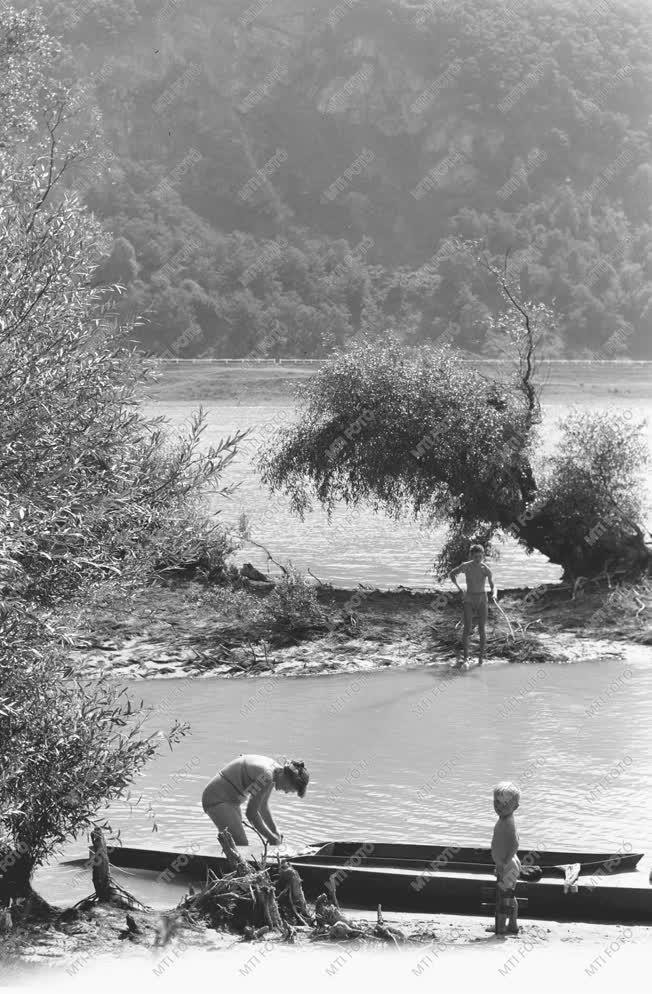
[488, 781, 521, 935]
[449, 543, 495, 668]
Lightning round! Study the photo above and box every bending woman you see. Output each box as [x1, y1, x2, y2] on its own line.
[202, 754, 309, 846]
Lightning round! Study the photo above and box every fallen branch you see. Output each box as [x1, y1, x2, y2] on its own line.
[242, 537, 289, 577]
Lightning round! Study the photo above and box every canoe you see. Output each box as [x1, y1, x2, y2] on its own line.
[295, 841, 643, 876]
[64, 841, 650, 924]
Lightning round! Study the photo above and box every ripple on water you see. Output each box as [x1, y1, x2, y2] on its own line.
[37, 646, 652, 905]
[138, 398, 651, 590]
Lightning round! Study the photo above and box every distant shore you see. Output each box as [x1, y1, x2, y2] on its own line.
[140, 359, 652, 405]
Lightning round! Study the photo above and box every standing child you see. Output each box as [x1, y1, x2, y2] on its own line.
[449, 543, 495, 667]
[490, 781, 521, 935]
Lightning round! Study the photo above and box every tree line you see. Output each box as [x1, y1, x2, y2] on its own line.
[25, 0, 652, 358]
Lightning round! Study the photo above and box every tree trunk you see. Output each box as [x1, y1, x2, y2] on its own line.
[520, 516, 652, 581]
[78, 829, 147, 911]
[0, 846, 35, 903]
[0, 845, 57, 923]
[90, 827, 113, 901]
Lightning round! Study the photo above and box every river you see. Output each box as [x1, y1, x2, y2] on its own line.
[40, 646, 652, 905]
[141, 395, 652, 590]
[34, 384, 652, 909]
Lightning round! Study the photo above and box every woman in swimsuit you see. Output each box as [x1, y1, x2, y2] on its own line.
[202, 754, 309, 846]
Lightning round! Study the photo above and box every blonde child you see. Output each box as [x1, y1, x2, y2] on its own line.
[490, 781, 521, 935]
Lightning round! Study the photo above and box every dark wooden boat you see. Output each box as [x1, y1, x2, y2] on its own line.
[297, 841, 643, 876]
[64, 841, 649, 924]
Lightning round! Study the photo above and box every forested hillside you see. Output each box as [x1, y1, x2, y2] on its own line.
[31, 0, 652, 356]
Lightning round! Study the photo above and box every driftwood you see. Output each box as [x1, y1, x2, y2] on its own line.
[170, 832, 403, 947]
[311, 879, 405, 945]
[276, 860, 314, 926]
[374, 904, 406, 946]
[49, 828, 413, 957]
[3, 828, 419, 966]
[315, 892, 346, 927]
[174, 829, 293, 937]
[73, 829, 148, 913]
[218, 828, 251, 876]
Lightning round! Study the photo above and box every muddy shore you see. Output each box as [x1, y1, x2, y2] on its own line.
[65, 577, 651, 682]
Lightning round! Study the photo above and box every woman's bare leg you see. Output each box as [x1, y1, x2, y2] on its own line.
[204, 802, 249, 846]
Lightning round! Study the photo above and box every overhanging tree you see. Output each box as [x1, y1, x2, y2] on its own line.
[259, 310, 650, 581]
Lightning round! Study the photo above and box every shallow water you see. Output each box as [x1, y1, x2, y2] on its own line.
[143, 395, 652, 589]
[40, 646, 652, 904]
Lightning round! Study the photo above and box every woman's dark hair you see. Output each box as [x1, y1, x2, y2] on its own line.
[284, 759, 309, 798]
[469, 543, 484, 554]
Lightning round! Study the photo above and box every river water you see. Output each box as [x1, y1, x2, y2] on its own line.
[40, 646, 652, 905]
[35, 387, 652, 907]
[144, 396, 652, 590]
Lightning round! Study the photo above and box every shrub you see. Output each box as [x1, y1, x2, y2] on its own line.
[205, 568, 327, 634]
[206, 585, 271, 626]
[0, 606, 187, 904]
[262, 567, 327, 632]
[524, 410, 650, 578]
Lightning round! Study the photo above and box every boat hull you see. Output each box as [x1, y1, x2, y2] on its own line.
[299, 841, 642, 873]
[294, 862, 652, 925]
[291, 843, 640, 878]
[65, 843, 651, 925]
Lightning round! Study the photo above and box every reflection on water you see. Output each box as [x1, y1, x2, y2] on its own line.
[143, 397, 651, 590]
[40, 648, 652, 903]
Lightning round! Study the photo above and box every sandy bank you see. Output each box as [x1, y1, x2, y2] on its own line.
[65, 578, 650, 682]
[4, 909, 650, 992]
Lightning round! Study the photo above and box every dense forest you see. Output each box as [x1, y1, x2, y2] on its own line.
[29, 0, 652, 357]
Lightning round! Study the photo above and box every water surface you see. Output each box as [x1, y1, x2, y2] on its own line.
[144, 396, 651, 589]
[41, 647, 652, 903]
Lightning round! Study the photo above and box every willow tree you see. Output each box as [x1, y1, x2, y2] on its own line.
[259, 323, 650, 582]
[0, 7, 245, 603]
[0, 6, 229, 922]
[259, 336, 541, 573]
[0, 607, 187, 916]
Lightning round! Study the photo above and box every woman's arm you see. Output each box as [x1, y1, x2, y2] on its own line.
[245, 783, 279, 843]
[260, 797, 280, 838]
